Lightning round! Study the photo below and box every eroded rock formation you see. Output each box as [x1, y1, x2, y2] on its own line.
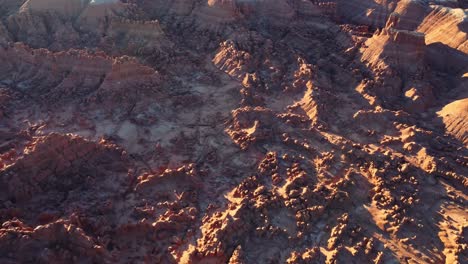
[0, 0, 467, 263]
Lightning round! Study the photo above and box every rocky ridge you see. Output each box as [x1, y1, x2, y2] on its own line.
[0, 0, 467, 263]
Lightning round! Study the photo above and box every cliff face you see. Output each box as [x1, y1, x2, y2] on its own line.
[0, 0, 467, 264]
[438, 98, 468, 145]
[418, 5, 468, 53]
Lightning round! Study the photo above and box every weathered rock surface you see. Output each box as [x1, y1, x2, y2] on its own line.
[0, 0, 467, 263]
[438, 98, 468, 145]
[418, 5, 468, 53]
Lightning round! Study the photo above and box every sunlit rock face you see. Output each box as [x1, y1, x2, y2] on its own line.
[438, 98, 468, 145]
[418, 5, 468, 53]
[0, 0, 467, 263]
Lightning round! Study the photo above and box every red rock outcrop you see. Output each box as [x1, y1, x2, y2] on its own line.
[418, 5, 468, 53]
[0, 1, 467, 263]
[0, 43, 162, 108]
[361, 13, 426, 73]
[0, 133, 128, 203]
[437, 98, 468, 145]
